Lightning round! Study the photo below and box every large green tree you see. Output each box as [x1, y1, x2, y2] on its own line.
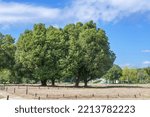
[63, 22, 84, 87]
[16, 24, 48, 86]
[15, 30, 36, 83]
[45, 26, 65, 86]
[16, 24, 65, 86]
[79, 28, 115, 86]
[63, 21, 115, 87]
[15, 21, 115, 86]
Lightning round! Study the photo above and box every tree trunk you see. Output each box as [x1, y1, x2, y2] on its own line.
[51, 78, 55, 86]
[41, 79, 47, 86]
[75, 77, 80, 87]
[84, 80, 88, 87]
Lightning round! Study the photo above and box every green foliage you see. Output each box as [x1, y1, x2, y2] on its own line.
[119, 67, 150, 84]
[63, 21, 115, 86]
[137, 69, 149, 83]
[103, 64, 122, 83]
[1, 21, 116, 86]
[16, 24, 48, 85]
[0, 33, 16, 69]
[0, 69, 18, 84]
[16, 24, 66, 86]
[0, 69, 11, 84]
[120, 67, 137, 83]
[1, 22, 150, 86]
[0, 33, 18, 83]
[45, 26, 66, 85]
[144, 67, 150, 76]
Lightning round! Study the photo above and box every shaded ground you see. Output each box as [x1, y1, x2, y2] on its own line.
[0, 84, 150, 100]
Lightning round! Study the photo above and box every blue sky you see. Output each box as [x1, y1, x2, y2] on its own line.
[0, 0, 150, 68]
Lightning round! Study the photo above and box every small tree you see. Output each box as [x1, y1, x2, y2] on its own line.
[103, 64, 122, 84]
[137, 68, 149, 84]
[120, 67, 138, 84]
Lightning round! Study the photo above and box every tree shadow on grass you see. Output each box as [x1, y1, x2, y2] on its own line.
[46, 85, 150, 89]
[2, 84, 150, 89]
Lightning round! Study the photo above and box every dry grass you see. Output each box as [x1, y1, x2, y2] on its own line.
[0, 95, 4, 99]
[0, 84, 150, 100]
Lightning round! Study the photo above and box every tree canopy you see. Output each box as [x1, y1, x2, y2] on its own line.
[103, 64, 122, 83]
[0, 33, 15, 70]
[14, 21, 115, 86]
[62, 21, 115, 86]
[1, 21, 150, 86]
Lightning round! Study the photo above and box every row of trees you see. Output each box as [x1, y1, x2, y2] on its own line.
[0, 21, 115, 87]
[103, 65, 150, 84]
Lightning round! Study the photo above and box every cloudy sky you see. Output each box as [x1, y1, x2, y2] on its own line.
[0, 0, 150, 67]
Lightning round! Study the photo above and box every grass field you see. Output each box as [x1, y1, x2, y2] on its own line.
[0, 84, 150, 100]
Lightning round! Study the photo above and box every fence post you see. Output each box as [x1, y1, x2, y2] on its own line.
[7, 95, 9, 100]
[92, 94, 95, 97]
[26, 86, 28, 95]
[46, 94, 48, 98]
[14, 88, 16, 93]
[35, 93, 37, 97]
[134, 95, 136, 98]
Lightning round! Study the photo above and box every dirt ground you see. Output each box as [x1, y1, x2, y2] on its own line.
[0, 84, 150, 100]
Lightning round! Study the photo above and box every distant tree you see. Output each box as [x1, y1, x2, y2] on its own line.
[103, 64, 122, 83]
[120, 67, 138, 84]
[137, 69, 149, 83]
[144, 67, 150, 76]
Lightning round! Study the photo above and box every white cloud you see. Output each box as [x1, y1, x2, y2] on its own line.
[1, 0, 150, 25]
[141, 50, 150, 53]
[143, 61, 150, 65]
[66, 0, 150, 22]
[0, 2, 61, 24]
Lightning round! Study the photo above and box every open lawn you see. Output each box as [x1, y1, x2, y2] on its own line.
[0, 84, 150, 100]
